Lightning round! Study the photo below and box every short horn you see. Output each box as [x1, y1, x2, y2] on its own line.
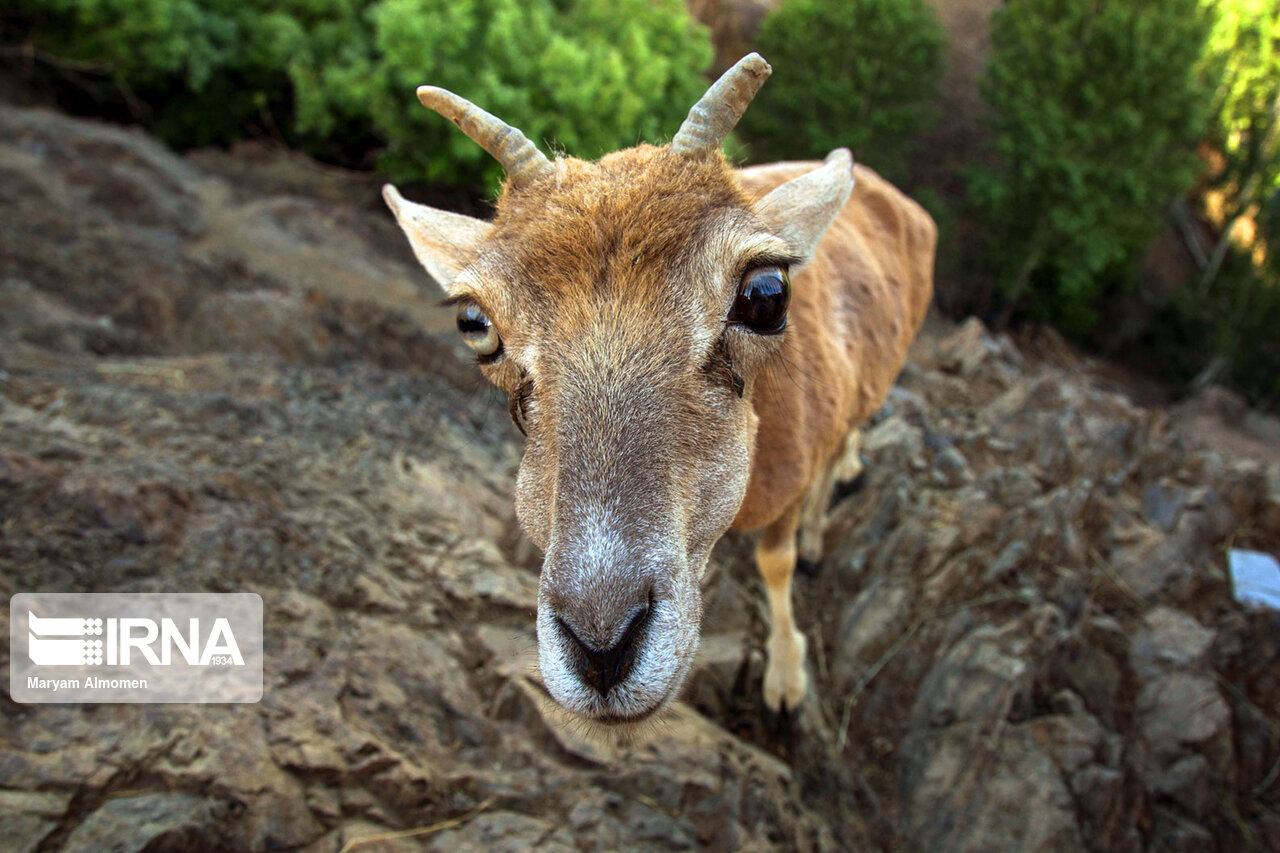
[670, 53, 772, 155]
[417, 86, 554, 186]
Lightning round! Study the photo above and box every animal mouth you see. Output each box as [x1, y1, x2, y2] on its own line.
[593, 704, 663, 726]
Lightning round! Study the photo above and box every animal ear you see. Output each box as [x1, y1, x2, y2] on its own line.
[382, 184, 492, 293]
[753, 149, 855, 266]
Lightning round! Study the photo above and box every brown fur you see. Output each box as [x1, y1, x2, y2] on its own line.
[733, 161, 936, 531]
[389, 139, 935, 721]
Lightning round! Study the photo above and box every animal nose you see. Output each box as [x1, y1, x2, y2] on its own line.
[555, 601, 652, 698]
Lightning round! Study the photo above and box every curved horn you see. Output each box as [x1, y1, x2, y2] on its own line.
[417, 86, 554, 186]
[670, 53, 772, 155]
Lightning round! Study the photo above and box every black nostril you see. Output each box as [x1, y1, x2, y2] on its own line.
[557, 601, 652, 698]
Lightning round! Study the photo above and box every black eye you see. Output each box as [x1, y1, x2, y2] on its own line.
[729, 265, 790, 334]
[457, 303, 502, 358]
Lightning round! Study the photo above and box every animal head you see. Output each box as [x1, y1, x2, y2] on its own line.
[385, 55, 853, 726]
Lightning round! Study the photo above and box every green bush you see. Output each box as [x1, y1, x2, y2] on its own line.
[1189, 0, 1280, 405]
[969, 0, 1214, 333]
[736, 0, 943, 184]
[1201, 0, 1280, 223]
[12, 0, 712, 190]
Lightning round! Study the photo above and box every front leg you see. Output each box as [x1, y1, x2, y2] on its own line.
[757, 503, 808, 712]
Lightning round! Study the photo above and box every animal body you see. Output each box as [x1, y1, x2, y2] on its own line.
[384, 55, 935, 727]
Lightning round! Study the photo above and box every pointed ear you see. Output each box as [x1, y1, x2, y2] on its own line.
[753, 149, 855, 265]
[382, 184, 493, 293]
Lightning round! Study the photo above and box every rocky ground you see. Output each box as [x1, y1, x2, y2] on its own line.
[2, 105, 1279, 852]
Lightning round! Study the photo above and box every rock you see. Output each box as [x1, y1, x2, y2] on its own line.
[1135, 673, 1231, 760]
[908, 620, 1031, 730]
[899, 725, 1083, 853]
[1026, 713, 1106, 775]
[832, 578, 912, 689]
[0, 789, 72, 819]
[932, 444, 974, 488]
[1232, 697, 1280, 794]
[1141, 480, 1188, 532]
[1068, 766, 1143, 853]
[1174, 385, 1248, 423]
[62, 793, 216, 853]
[978, 466, 1042, 507]
[935, 316, 1021, 382]
[427, 811, 576, 853]
[1148, 807, 1214, 853]
[1263, 472, 1280, 537]
[1149, 753, 1212, 817]
[1113, 537, 1197, 603]
[689, 630, 751, 710]
[0, 789, 71, 853]
[309, 819, 431, 852]
[881, 384, 929, 421]
[983, 539, 1028, 584]
[1128, 607, 1214, 683]
[862, 415, 925, 470]
[1040, 633, 1121, 726]
[435, 540, 538, 610]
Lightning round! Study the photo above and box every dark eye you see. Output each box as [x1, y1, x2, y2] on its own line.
[729, 265, 790, 334]
[457, 303, 502, 358]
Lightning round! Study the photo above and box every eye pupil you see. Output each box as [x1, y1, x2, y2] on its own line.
[456, 303, 502, 358]
[731, 266, 790, 334]
[457, 313, 488, 335]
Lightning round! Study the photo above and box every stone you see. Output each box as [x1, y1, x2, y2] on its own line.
[1136, 673, 1231, 757]
[900, 725, 1083, 853]
[1128, 607, 1214, 683]
[687, 631, 752, 711]
[1041, 633, 1121, 726]
[1141, 481, 1188, 532]
[62, 792, 215, 853]
[979, 466, 1042, 507]
[1027, 713, 1105, 775]
[862, 415, 925, 470]
[1113, 538, 1197, 603]
[1148, 807, 1214, 853]
[428, 811, 576, 853]
[0, 789, 71, 853]
[933, 444, 974, 488]
[909, 621, 1030, 730]
[935, 316, 1021, 380]
[1149, 753, 1212, 817]
[832, 578, 912, 689]
[1068, 766, 1142, 853]
[983, 539, 1028, 584]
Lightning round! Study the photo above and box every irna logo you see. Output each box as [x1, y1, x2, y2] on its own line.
[27, 611, 245, 667]
[11, 593, 263, 704]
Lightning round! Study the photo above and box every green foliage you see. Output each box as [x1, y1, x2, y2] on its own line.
[969, 0, 1214, 333]
[1190, 0, 1280, 404]
[356, 0, 713, 186]
[14, 0, 712, 189]
[736, 0, 943, 183]
[1202, 0, 1280, 219]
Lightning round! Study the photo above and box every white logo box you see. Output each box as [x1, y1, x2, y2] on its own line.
[10, 593, 263, 703]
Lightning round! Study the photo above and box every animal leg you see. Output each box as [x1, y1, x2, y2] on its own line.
[832, 427, 864, 484]
[797, 427, 863, 566]
[797, 463, 838, 568]
[757, 503, 809, 712]
[831, 427, 867, 504]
